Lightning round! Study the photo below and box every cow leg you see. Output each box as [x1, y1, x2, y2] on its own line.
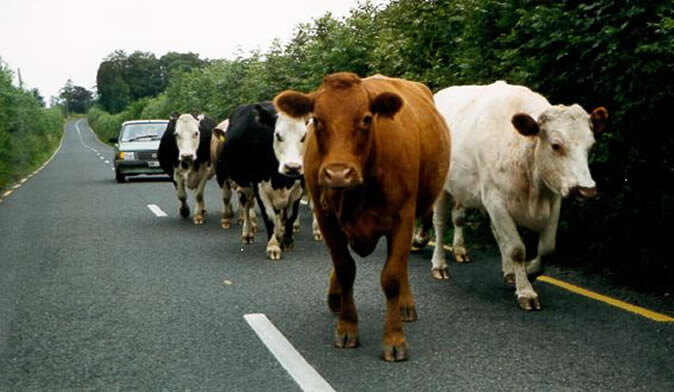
[310, 200, 322, 241]
[239, 187, 256, 244]
[220, 180, 234, 229]
[175, 174, 190, 219]
[282, 199, 300, 251]
[451, 200, 470, 263]
[293, 213, 301, 233]
[381, 211, 416, 362]
[320, 214, 359, 349]
[528, 197, 560, 278]
[486, 201, 540, 311]
[255, 186, 282, 260]
[192, 168, 211, 225]
[412, 212, 432, 249]
[430, 190, 451, 279]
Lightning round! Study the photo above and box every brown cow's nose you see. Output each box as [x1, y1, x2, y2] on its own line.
[321, 164, 358, 188]
[571, 186, 597, 200]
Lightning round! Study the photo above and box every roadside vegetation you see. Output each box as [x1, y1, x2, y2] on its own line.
[0, 60, 65, 192]
[87, 0, 673, 291]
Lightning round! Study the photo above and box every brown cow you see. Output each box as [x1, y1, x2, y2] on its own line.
[274, 73, 450, 361]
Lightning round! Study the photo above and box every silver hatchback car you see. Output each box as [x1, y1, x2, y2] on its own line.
[111, 120, 169, 183]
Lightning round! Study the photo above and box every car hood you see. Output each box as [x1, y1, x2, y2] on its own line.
[118, 140, 160, 151]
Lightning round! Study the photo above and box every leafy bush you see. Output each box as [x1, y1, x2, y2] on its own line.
[0, 60, 64, 191]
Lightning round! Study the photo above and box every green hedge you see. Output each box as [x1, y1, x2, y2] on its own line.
[0, 60, 65, 191]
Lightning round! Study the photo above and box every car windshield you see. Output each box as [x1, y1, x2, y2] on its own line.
[121, 123, 167, 142]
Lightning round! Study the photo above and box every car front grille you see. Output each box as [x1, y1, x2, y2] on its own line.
[136, 151, 158, 160]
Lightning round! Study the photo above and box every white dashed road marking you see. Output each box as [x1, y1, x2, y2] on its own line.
[244, 313, 335, 392]
[147, 204, 168, 217]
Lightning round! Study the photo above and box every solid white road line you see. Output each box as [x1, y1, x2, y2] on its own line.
[244, 313, 335, 392]
[147, 204, 168, 217]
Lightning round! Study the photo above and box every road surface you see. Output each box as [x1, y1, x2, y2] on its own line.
[1, 120, 672, 391]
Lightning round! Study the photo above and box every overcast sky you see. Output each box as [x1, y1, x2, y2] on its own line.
[0, 0, 387, 102]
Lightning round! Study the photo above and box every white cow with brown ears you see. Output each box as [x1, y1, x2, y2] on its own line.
[425, 81, 607, 310]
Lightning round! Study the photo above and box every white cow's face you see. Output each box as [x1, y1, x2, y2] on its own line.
[512, 105, 607, 199]
[174, 114, 201, 168]
[273, 112, 310, 177]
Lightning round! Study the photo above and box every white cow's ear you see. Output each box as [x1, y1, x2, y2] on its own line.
[511, 113, 540, 136]
[590, 107, 608, 134]
[274, 90, 314, 118]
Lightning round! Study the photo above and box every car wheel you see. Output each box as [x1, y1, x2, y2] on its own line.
[115, 170, 125, 183]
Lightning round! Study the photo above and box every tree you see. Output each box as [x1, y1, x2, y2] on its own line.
[96, 54, 130, 113]
[59, 79, 93, 113]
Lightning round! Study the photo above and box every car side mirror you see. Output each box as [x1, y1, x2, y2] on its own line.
[109, 137, 118, 143]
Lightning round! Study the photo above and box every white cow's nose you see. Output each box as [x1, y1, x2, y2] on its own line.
[283, 162, 302, 176]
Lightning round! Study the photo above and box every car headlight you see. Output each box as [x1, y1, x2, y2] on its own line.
[119, 151, 135, 160]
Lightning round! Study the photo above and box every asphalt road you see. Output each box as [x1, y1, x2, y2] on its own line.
[0, 119, 672, 391]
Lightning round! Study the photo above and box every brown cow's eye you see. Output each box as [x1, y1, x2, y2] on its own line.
[362, 114, 372, 127]
[300, 133, 306, 143]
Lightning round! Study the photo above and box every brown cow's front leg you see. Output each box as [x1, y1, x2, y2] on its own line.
[381, 214, 416, 362]
[320, 214, 359, 349]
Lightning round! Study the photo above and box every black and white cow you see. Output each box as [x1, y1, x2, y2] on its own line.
[158, 112, 216, 224]
[213, 102, 303, 260]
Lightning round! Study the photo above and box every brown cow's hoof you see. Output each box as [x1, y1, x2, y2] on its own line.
[503, 273, 515, 287]
[382, 342, 409, 362]
[327, 294, 340, 314]
[432, 268, 450, 280]
[179, 206, 190, 218]
[313, 232, 323, 241]
[400, 305, 418, 322]
[221, 219, 232, 229]
[193, 215, 205, 225]
[334, 329, 359, 348]
[517, 292, 541, 311]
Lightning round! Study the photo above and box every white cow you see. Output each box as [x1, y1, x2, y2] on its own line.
[429, 81, 607, 310]
[272, 106, 322, 241]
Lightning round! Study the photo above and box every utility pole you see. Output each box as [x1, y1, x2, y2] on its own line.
[17, 67, 23, 89]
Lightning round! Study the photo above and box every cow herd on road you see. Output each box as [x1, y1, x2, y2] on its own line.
[155, 72, 607, 361]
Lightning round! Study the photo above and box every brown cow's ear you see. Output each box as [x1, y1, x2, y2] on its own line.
[212, 128, 226, 143]
[370, 92, 403, 118]
[590, 107, 608, 134]
[274, 90, 314, 119]
[511, 113, 540, 136]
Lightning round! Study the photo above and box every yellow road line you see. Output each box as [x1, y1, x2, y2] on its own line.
[425, 240, 672, 322]
[537, 275, 674, 322]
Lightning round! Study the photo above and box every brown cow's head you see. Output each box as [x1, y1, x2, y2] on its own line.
[275, 72, 402, 189]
